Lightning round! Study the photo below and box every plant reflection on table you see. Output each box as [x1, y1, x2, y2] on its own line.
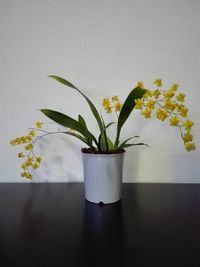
[21, 197, 43, 239]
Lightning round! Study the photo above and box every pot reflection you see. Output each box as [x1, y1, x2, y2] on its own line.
[82, 200, 125, 266]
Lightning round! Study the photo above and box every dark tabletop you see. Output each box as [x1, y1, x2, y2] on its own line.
[0, 183, 200, 267]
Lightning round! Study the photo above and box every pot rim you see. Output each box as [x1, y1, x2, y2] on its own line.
[81, 147, 125, 155]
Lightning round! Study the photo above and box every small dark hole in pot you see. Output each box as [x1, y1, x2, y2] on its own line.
[99, 201, 104, 207]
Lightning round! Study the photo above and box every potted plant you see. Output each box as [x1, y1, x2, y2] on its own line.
[10, 76, 195, 204]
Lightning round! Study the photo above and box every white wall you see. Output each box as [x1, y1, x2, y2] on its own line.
[1, 0, 199, 183]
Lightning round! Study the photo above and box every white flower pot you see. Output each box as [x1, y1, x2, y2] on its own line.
[82, 151, 125, 204]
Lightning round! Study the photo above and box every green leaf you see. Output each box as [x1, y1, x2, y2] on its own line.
[78, 114, 92, 147]
[107, 137, 114, 150]
[48, 75, 104, 132]
[40, 109, 99, 148]
[78, 114, 87, 129]
[99, 114, 108, 151]
[98, 122, 115, 151]
[114, 87, 146, 147]
[119, 136, 140, 149]
[48, 75, 77, 89]
[121, 143, 148, 149]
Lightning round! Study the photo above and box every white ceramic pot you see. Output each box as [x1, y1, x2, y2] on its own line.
[82, 151, 125, 204]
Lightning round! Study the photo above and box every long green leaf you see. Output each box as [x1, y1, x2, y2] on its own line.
[48, 75, 77, 89]
[119, 136, 140, 149]
[40, 109, 99, 148]
[48, 75, 104, 132]
[121, 143, 148, 149]
[115, 87, 146, 147]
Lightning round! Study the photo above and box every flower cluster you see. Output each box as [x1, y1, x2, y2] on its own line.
[102, 96, 123, 113]
[10, 121, 43, 179]
[102, 79, 195, 152]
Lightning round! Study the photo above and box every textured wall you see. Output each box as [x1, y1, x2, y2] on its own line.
[1, 0, 200, 182]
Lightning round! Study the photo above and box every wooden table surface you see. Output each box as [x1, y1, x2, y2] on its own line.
[0, 183, 199, 267]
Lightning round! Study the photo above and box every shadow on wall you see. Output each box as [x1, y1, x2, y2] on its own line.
[29, 124, 156, 183]
[32, 133, 82, 182]
[123, 149, 140, 183]
[171, 151, 200, 183]
[122, 114, 150, 183]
